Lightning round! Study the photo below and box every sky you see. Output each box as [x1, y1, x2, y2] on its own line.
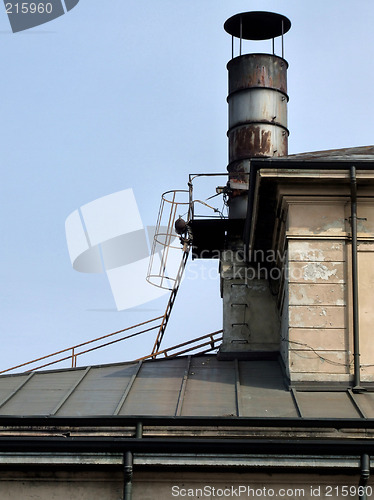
[1, 0, 374, 372]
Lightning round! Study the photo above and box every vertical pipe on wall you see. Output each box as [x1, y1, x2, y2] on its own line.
[136, 421, 143, 439]
[123, 451, 133, 500]
[350, 166, 364, 392]
[359, 454, 370, 500]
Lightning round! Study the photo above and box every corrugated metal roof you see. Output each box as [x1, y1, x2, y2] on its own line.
[0, 355, 371, 420]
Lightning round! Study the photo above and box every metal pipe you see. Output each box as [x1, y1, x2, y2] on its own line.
[243, 164, 259, 261]
[123, 451, 133, 500]
[359, 454, 370, 500]
[350, 166, 364, 392]
[136, 422, 143, 439]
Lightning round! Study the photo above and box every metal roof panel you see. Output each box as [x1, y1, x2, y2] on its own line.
[181, 358, 237, 416]
[295, 391, 361, 419]
[239, 361, 298, 418]
[0, 356, 367, 420]
[57, 364, 139, 416]
[352, 392, 374, 419]
[0, 371, 83, 416]
[119, 359, 187, 416]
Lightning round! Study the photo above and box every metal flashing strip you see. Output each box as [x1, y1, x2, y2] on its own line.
[234, 359, 241, 417]
[113, 361, 143, 416]
[175, 356, 191, 417]
[347, 389, 368, 419]
[0, 452, 364, 469]
[0, 436, 373, 455]
[134, 453, 362, 469]
[290, 388, 303, 418]
[0, 372, 35, 410]
[0, 452, 123, 466]
[50, 367, 91, 416]
[250, 159, 374, 169]
[0, 415, 373, 428]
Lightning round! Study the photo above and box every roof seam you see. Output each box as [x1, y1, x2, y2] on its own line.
[347, 389, 368, 419]
[0, 372, 35, 411]
[290, 388, 303, 418]
[50, 367, 92, 416]
[234, 359, 241, 418]
[113, 361, 143, 416]
[175, 356, 192, 417]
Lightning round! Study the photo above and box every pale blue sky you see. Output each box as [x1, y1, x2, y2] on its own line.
[1, 0, 374, 371]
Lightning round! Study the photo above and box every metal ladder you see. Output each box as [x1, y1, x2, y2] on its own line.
[151, 241, 191, 355]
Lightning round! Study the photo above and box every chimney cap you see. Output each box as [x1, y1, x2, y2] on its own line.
[224, 11, 291, 41]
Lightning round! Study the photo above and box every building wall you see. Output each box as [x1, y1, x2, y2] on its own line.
[274, 183, 374, 383]
[0, 470, 123, 499]
[358, 243, 374, 379]
[135, 471, 370, 500]
[0, 469, 369, 500]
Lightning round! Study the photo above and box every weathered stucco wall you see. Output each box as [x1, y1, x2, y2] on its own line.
[276, 191, 374, 383]
[287, 238, 349, 382]
[358, 243, 374, 379]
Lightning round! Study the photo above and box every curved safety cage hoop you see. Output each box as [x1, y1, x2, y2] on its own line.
[147, 190, 190, 290]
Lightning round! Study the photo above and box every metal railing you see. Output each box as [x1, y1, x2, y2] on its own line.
[0, 319, 223, 375]
[0, 316, 163, 375]
[188, 173, 230, 221]
[137, 330, 223, 361]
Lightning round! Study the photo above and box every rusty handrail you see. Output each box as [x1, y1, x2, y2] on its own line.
[136, 330, 223, 362]
[0, 316, 163, 375]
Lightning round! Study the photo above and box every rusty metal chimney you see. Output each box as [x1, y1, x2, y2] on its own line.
[224, 11, 291, 218]
[219, 12, 291, 359]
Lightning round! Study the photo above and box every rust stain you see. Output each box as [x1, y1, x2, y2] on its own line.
[228, 54, 287, 94]
[229, 125, 287, 160]
[261, 129, 271, 153]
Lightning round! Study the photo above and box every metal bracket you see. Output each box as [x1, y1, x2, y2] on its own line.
[346, 217, 367, 221]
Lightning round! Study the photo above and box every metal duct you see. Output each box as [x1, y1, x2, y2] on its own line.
[224, 12, 291, 219]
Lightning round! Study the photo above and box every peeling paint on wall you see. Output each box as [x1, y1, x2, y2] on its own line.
[302, 263, 337, 281]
